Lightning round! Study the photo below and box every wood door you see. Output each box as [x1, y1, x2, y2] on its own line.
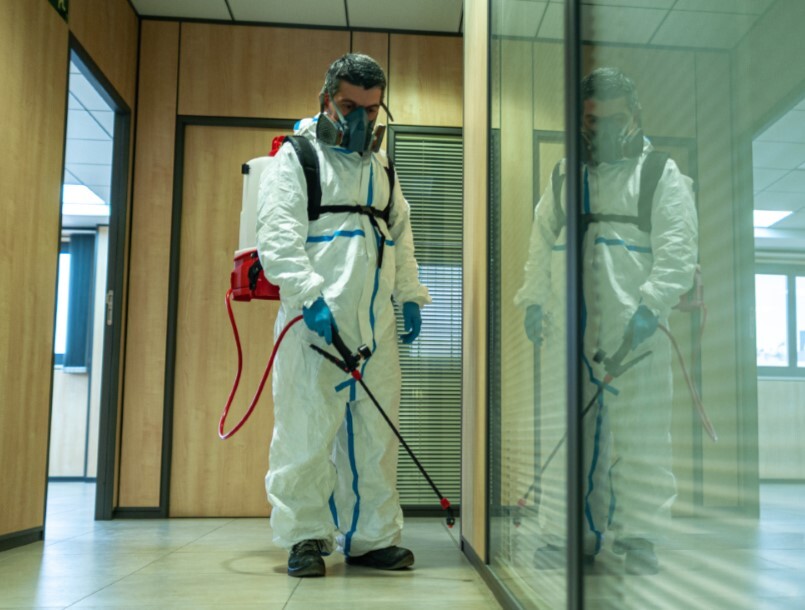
[170, 126, 285, 517]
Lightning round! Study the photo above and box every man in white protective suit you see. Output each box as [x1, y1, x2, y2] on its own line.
[514, 67, 698, 575]
[256, 53, 430, 578]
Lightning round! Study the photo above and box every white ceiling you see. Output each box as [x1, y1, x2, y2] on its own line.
[129, 0, 465, 33]
[753, 97, 805, 248]
[494, 0, 776, 48]
[88, 0, 801, 248]
[63, 59, 114, 229]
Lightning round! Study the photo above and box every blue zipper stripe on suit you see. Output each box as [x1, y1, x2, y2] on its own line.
[581, 300, 605, 554]
[344, 161, 380, 555]
[329, 493, 339, 529]
[594, 237, 652, 253]
[307, 230, 366, 243]
[344, 383, 360, 556]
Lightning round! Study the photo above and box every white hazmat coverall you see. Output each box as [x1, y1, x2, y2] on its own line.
[515, 140, 697, 554]
[256, 117, 431, 557]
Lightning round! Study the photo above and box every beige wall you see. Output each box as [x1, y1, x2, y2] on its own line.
[462, 0, 489, 557]
[118, 22, 463, 512]
[758, 379, 805, 479]
[0, 0, 137, 541]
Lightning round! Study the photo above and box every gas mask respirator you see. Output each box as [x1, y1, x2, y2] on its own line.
[316, 97, 387, 154]
[582, 118, 644, 166]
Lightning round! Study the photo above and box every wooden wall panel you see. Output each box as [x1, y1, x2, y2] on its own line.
[178, 24, 349, 119]
[119, 21, 180, 507]
[351, 31, 391, 131]
[70, 0, 138, 107]
[389, 34, 463, 127]
[170, 126, 283, 517]
[461, 0, 488, 555]
[0, 0, 68, 537]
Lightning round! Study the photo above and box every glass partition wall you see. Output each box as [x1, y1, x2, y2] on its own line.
[488, 0, 805, 608]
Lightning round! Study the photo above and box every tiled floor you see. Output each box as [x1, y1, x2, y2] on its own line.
[489, 484, 805, 609]
[0, 483, 501, 609]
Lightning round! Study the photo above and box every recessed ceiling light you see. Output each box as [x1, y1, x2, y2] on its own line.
[62, 184, 104, 205]
[754, 210, 793, 228]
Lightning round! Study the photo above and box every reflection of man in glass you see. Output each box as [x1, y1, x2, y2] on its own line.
[515, 67, 698, 574]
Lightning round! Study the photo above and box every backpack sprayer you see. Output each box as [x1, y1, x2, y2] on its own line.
[219, 135, 456, 527]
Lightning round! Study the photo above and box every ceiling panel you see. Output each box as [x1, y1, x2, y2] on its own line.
[752, 142, 805, 171]
[67, 110, 112, 141]
[65, 140, 114, 166]
[754, 190, 805, 212]
[492, 0, 547, 38]
[764, 169, 805, 194]
[537, 2, 563, 40]
[771, 210, 805, 230]
[228, 0, 347, 27]
[130, 0, 231, 20]
[756, 110, 805, 143]
[92, 110, 115, 135]
[66, 163, 113, 190]
[582, 0, 675, 8]
[673, 0, 775, 15]
[651, 10, 758, 49]
[754, 168, 789, 193]
[63, 169, 81, 185]
[582, 5, 668, 44]
[347, 0, 463, 33]
[71, 74, 111, 112]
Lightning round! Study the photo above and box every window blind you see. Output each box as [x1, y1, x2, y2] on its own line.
[391, 131, 463, 509]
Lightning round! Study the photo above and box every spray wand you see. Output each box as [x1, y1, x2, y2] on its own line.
[310, 328, 457, 529]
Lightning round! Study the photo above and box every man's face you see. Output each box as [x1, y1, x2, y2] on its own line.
[326, 81, 383, 122]
[582, 96, 635, 136]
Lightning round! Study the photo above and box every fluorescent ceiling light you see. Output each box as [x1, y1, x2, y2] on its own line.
[62, 184, 104, 205]
[63, 203, 110, 216]
[753, 210, 793, 228]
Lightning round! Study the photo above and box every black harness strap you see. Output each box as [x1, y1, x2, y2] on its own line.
[284, 135, 396, 267]
[284, 136, 323, 221]
[549, 150, 670, 237]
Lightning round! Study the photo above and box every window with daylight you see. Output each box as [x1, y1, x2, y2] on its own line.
[756, 269, 805, 375]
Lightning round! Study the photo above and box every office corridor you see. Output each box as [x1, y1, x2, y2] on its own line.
[0, 483, 500, 609]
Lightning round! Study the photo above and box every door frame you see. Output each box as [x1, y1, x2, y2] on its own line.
[51, 36, 132, 522]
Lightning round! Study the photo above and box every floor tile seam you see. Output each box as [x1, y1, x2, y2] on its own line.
[59, 565, 154, 609]
[281, 577, 303, 609]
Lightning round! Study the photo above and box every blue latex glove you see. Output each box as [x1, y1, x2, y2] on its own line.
[524, 304, 543, 345]
[302, 297, 336, 345]
[626, 304, 658, 349]
[401, 302, 422, 344]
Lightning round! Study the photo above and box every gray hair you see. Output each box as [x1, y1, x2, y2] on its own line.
[319, 53, 387, 109]
[581, 67, 642, 115]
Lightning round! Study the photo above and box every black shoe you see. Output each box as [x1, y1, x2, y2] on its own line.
[345, 546, 414, 570]
[288, 539, 326, 577]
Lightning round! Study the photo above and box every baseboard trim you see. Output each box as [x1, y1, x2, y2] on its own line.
[0, 527, 44, 552]
[113, 507, 165, 519]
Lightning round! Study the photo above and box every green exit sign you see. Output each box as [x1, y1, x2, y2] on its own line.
[49, 0, 68, 21]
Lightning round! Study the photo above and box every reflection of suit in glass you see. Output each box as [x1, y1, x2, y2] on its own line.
[515, 141, 698, 555]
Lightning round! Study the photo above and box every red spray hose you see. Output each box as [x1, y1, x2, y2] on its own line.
[219, 289, 302, 439]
